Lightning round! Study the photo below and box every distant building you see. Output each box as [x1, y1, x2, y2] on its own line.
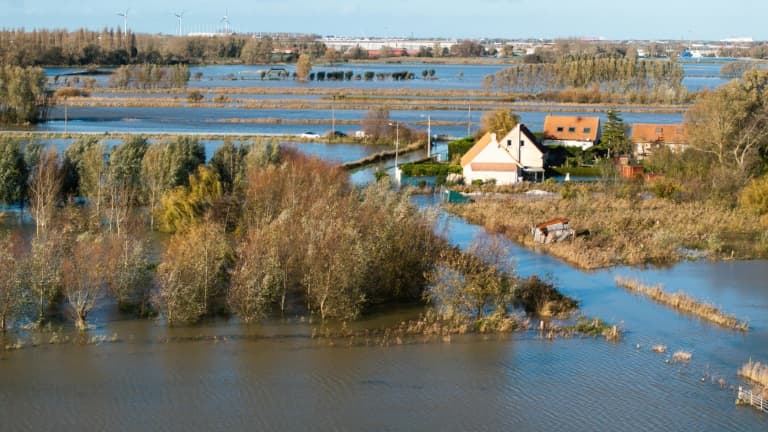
[460, 124, 546, 185]
[542, 115, 601, 150]
[631, 123, 687, 159]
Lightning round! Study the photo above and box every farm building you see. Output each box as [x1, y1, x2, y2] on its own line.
[532, 217, 575, 244]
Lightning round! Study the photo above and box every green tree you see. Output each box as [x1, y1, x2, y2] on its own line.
[601, 110, 631, 156]
[0, 233, 28, 331]
[210, 139, 250, 193]
[0, 138, 29, 206]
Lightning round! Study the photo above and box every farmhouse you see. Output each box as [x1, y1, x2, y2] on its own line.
[631, 124, 687, 159]
[461, 124, 546, 185]
[542, 115, 601, 150]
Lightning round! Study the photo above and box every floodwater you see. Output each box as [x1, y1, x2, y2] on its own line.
[40, 105, 685, 138]
[0, 192, 766, 430]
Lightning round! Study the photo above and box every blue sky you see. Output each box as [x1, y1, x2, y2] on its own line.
[0, 0, 763, 40]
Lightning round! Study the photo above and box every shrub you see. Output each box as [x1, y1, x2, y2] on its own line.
[739, 175, 768, 215]
[187, 91, 204, 103]
[54, 87, 90, 98]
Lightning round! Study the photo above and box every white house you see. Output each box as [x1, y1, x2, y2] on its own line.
[461, 124, 546, 185]
[542, 115, 601, 150]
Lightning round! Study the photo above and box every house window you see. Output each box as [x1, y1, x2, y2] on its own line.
[655, 127, 663, 134]
[568, 127, 576, 133]
[583, 127, 591, 133]
[556, 127, 564, 132]
[520, 140, 525, 146]
[507, 139, 512, 146]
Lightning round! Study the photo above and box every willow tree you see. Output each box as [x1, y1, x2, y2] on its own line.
[62, 235, 106, 330]
[155, 221, 232, 325]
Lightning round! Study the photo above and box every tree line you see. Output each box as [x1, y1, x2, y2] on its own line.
[0, 29, 326, 66]
[486, 56, 686, 103]
[0, 136, 448, 329]
[108, 64, 190, 89]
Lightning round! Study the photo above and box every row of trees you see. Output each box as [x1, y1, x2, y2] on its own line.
[0, 29, 326, 66]
[0, 65, 50, 124]
[108, 64, 190, 89]
[487, 57, 686, 103]
[0, 137, 446, 328]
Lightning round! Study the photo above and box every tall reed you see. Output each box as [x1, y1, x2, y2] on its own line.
[614, 277, 748, 331]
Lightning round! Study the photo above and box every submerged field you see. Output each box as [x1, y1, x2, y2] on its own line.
[448, 183, 768, 269]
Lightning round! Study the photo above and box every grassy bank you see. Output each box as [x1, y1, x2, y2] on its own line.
[342, 141, 425, 170]
[614, 277, 748, 331]
[447, 182, 768, 269]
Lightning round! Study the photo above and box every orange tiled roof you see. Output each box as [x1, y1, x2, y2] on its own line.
[543, 116, 600, 142]
[630, 124, 687, 144]
[460, 132, 493, 167]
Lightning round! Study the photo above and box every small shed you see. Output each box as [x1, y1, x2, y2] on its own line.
[533, 217, 575, 244]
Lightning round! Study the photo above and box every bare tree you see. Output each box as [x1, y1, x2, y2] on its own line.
[61, 235, 106, 330]
[28, 147, 62, 238]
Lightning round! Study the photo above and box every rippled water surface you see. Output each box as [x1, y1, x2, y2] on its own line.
[0, 196, 766, 431]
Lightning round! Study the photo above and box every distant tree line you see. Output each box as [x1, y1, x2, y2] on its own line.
[108, 64, 190, 89]
[0, 28, 327, 66]
[487, 56, 686, 103]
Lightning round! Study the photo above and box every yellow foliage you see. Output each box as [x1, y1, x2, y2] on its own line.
[159, 165, 223, 232]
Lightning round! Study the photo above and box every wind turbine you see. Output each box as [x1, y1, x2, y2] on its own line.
[174, 11, 185, 36]
[117, 9, 129, 36]
[221, 10, 230, 34]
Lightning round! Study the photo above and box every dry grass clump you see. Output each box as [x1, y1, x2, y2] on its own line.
[739, 359, 768, 388]
[448, 183, 768, 270]
[652, 344, 667, 353]
[672, 350, 692, 362]
[615, 277, 749, 331]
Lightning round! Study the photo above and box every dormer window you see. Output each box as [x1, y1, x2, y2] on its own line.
[583, 127, 591, 133]
[568, 127, 576, 133]
[556, 127, 564, 132]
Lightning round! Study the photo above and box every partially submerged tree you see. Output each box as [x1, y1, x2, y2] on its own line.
[155, 221, 232, 325]
[0, 233, 28, 331]
[61, 234, 107, 330]
[295, 53, 312, 81]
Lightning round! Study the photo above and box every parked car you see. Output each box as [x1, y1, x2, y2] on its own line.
[326, 130, 348, 138]
[300, 131, 320, 139]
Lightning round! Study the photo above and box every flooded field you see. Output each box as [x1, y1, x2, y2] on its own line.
[0, 194, 766, 431]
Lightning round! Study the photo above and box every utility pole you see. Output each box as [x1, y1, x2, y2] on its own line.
[467, 103, 471, 137]
[427, 114, 431, 158]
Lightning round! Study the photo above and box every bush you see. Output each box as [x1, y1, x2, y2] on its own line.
[739, 175, 768, 215]
[187, 91, 204, 103]
[54, 87, 90, 98]
[649, 178, 682, 200]
[447, 136, 475, 161]
[399, 163, 462, 177]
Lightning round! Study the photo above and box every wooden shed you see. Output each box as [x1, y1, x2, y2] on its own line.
[533, 217, 575, 244]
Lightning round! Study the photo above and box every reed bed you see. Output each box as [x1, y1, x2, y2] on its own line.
[615, 277, 748, 331]
[449, 183, 768, 269]
[739, 359, 768, 388]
